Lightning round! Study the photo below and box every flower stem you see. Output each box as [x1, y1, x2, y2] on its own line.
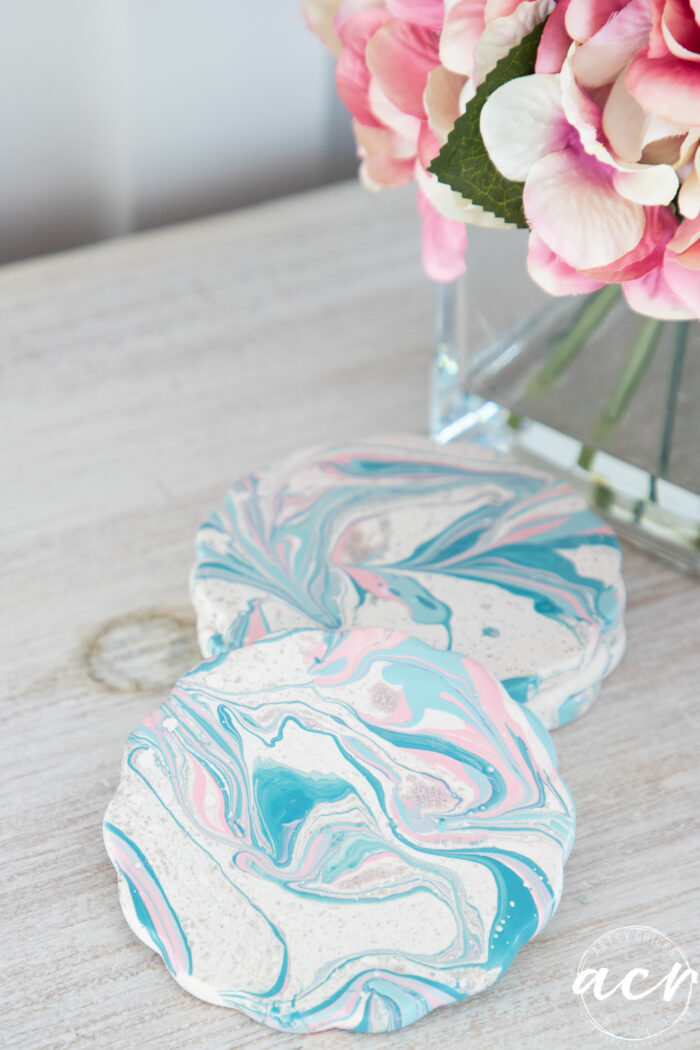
[594, 317, 664, 442]
[649, 320, 688, 501]
[527, 284, 622, 396]
[658, 320, 688, 480]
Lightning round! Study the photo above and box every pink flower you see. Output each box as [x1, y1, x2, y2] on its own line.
[305, 0, 700, 318]
[480, 0, 700, 318]
[663, 215, 700, 315]
[304, 0, 468, 281]
[306, 0, 553, 279]
[415, 0, 556, 241]
[626, 0, 700, 127]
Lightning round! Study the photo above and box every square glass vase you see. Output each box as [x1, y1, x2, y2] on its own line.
[430, 227, 700, 573]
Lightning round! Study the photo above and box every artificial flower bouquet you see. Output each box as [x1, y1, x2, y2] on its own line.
[303, 0, 700, 322]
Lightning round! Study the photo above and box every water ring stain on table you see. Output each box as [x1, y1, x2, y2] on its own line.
[85, 613, 201, 692]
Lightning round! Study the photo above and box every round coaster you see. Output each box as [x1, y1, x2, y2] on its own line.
[104, 627, 575, 1034]
[191, 436, 625, 729]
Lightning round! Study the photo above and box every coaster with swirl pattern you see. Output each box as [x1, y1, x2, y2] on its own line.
[191, 436, 625, 729]
[104, 627, 575, 1033]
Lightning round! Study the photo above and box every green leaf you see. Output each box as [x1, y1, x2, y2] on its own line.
[428, 21, 546, 228]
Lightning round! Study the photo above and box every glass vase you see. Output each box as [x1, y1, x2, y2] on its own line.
[430, 227, 700, 573]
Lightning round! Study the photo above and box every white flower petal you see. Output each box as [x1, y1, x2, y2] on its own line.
[679, 128, 700, 170]
[603, 71, 648, 163]
[679, 170, 700, 218]
[480, 74, 564, 181]
[613, 165, 679, 206]
[424, 65, 466, 142]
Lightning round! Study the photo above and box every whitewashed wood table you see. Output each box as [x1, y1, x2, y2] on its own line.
[2, 181, 699, 1050]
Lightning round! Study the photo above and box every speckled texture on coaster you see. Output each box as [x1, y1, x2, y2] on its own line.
[104, 627, 575, 1034]
[191, 436, 625, 729]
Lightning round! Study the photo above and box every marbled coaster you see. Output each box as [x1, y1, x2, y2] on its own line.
[104, 627, 575, 1034]
[191, 436, 625, 729]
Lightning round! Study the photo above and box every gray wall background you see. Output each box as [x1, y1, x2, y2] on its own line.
[0, 1, 357, 264]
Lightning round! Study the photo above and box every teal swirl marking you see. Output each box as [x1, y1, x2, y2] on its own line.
[191, 438, 625, 729]
[104, 627, 575, 1033]
[103, 822, 193, 976]
[253, 765, 352, 864]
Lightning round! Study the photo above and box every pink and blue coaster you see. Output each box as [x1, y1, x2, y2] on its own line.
[104, 627, 575, 1033]
[191, 436, 625, 729]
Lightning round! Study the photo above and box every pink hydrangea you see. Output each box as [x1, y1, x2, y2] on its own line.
[303, 0, 549, 280]
[304, 0, 700, 319]
[303, 0, 464, 279]
[480, 0, 700, 317]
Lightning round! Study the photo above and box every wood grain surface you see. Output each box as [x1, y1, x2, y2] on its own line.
[2, 181, 698, 1050]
